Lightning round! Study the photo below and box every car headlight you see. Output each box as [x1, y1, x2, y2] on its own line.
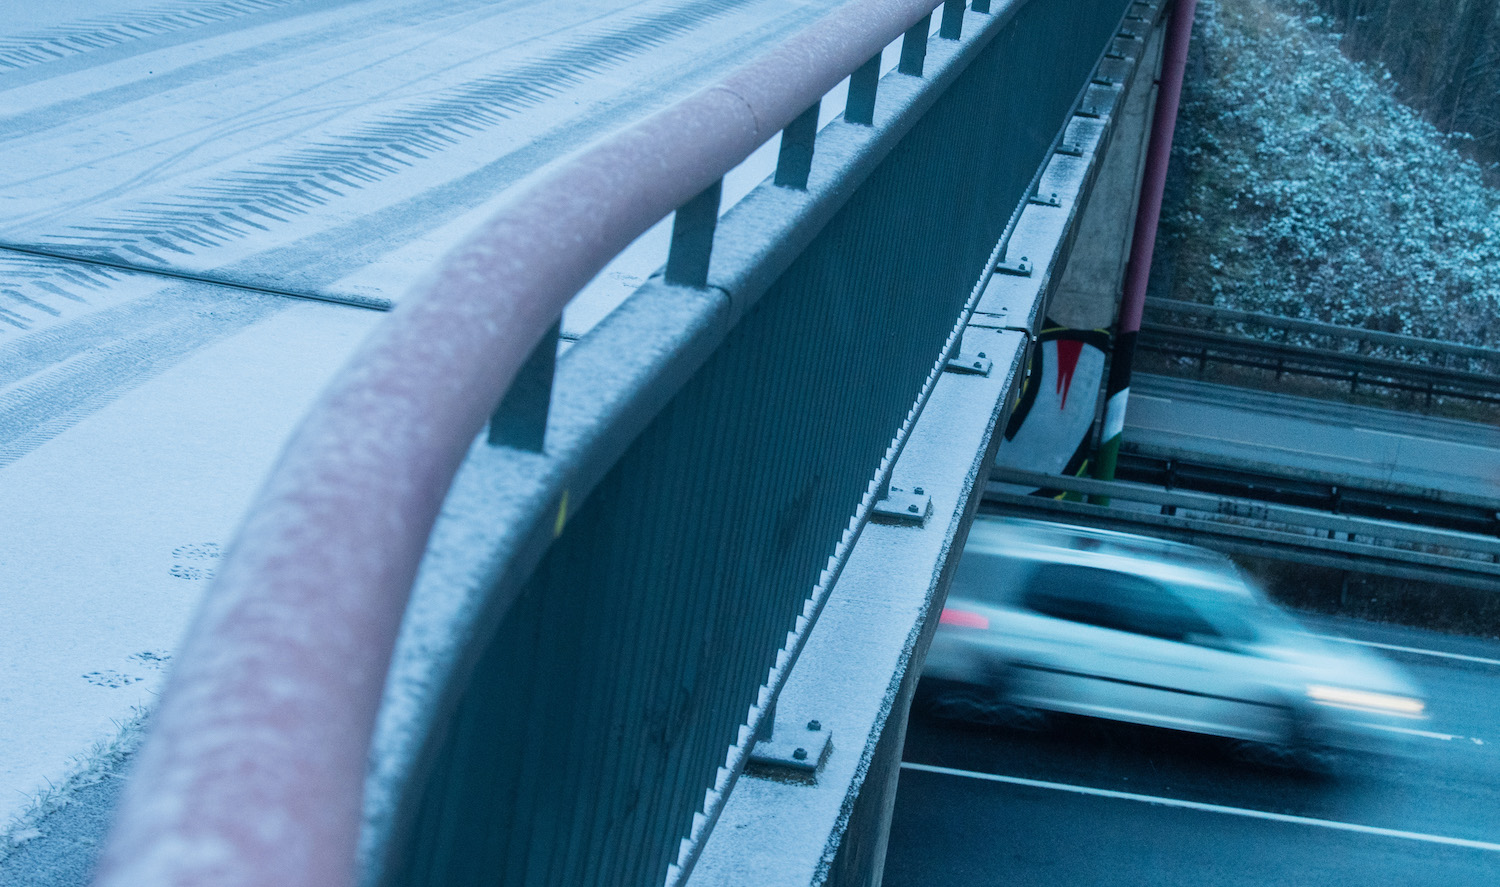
[1306, 684, 1425, 716]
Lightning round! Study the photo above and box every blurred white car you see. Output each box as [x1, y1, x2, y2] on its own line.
[922, 517, 1426, 762]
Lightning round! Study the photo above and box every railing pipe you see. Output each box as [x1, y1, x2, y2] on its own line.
[89, 2, 956, 886]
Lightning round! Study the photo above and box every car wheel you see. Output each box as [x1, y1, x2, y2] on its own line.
[923, 678, 1048, 730]
[1232, 705, 1339, 774]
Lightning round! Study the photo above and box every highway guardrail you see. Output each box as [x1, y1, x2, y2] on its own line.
[987, 466, 1500, 591]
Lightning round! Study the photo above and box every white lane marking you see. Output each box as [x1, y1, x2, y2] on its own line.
[1313, 634, 1500, 668]
[900, 762, 1500, 852]
[1347, 426, 1500, 453]
[1360, 723, 1461, 741]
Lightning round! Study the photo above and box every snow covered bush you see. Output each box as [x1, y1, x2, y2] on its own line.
[1157, 0, 1500, 345]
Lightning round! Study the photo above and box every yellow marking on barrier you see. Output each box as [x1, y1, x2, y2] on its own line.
[554, 490, 569, 538]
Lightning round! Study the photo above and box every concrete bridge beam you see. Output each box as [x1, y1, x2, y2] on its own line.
[1046, 21, 1166, 332]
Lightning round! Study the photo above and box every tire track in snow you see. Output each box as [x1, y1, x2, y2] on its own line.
[0, 0, 760, 334]
[0, 0, 822, 461]
[29, 0, 755, 268]
[0, 0, 302, 71]
[0, 285, 286, 469]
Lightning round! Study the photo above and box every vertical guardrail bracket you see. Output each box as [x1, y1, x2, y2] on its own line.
[489, 321, 560, 451]
[844, 52, 882, 125]
[775, 101, 821, 190]
[898, 13, 931, 76]
[665, 179, 724, 287]
[939, 0, 965, 40]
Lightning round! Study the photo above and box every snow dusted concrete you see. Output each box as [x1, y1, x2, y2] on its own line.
[1046, 20, 1165, 331]
[0, 0, 856, 869]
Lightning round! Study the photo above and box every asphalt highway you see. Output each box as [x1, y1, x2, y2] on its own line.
[886, 615, 1500, 885]
[1125, 374, 1500, 504]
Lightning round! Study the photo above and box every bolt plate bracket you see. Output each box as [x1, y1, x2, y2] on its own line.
[995, 256, 1032, 276]
[872, 486, 933, 525]
[945, 353, 993, 376]
[1028, 191, 1061, 207]
[748, 726, 832, 776]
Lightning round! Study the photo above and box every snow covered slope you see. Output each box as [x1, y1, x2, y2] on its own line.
[1156, 0, 1500, 342]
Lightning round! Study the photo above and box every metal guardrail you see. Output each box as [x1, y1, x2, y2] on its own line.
[1139, 324, 1500, 404]
[1140, 298, 1500, 404]
[1115, 451, 1500, 536]
[987, 467, 1500, 591]
[1147, 298, 1500, 364]
[91, 2, 1141, 887]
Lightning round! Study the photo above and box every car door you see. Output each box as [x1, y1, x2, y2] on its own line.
[1009, 563, 1276, 739]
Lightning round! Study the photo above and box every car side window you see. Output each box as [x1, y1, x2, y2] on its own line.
[1022, 564, 1218, 644]
[949, 552, 1028, 606]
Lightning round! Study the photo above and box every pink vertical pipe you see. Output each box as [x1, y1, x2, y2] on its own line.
[1094, 0, 1197, 488]
[1118, 0, 1197, 337]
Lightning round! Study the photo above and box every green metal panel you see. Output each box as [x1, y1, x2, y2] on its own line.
[387, 2, 1132, 885]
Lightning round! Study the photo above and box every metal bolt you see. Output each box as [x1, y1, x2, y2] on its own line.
[807, 720, 821, 731]
[908, 504, 919, 513]
[977, 352, 986, 359]
[914, 487, 924, 495]
[973, 361, 983, 369]
[793, 747, 808, 761]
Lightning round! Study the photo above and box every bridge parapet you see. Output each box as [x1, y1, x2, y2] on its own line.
[88, 2, 1160, 886]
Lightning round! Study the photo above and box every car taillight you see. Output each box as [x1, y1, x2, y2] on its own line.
[939, 608, 989, 630]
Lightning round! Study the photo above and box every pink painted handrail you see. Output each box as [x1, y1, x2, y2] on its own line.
[90, 1, 947, 885]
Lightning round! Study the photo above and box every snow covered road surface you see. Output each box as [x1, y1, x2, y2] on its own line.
[0, 0, 851, 856]
[1, 0, 841, 324]
[0, 292, 380, 836]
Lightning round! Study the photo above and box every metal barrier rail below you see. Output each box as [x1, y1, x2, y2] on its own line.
[1138, 323, 1500, 406]
[986, 467, 1500, 591]
[1114, 452, 1500, 537]
[1144, 297, 1500, 368]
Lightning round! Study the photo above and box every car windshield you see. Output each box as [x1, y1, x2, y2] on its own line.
[1181, 584, 1267, 643]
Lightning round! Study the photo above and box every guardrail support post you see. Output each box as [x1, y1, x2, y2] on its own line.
[775, 101, 821, 189]
[489, 321, 560, 451]
[665, 178, 723, 287]
[939, 0, 965, 39]
[844, 53, 882, 125]
[898, 14, 931, 75]
[972, 0, 992, 13]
